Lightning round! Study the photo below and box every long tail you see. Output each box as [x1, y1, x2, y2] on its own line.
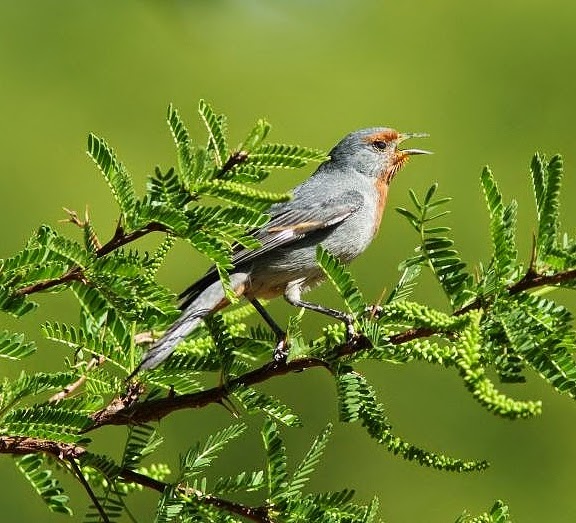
[129, 272, 248, 377]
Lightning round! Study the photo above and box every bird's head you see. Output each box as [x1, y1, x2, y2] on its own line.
[328, 127, 431, 183]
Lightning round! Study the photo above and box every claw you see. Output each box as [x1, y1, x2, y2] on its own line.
[343, 314, 357, 342]
[273, 337, 290, 364]
[364, 305, 383, 320]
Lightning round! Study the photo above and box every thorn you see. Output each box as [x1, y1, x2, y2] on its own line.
[220, 396, 241, 418]
[365, 305, 383, 321]
[529, 231, 538, 273]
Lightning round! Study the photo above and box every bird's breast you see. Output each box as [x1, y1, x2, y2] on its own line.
[372, 176, 389, 236]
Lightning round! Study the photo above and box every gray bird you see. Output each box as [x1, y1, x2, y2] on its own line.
[134, 127, 431, 374]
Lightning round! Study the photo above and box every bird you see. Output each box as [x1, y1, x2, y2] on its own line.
[132, 127, 431, 375]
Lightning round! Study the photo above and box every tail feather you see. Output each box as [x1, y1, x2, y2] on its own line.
[137, 312, 205, 372]
[128, 272, 249, 378]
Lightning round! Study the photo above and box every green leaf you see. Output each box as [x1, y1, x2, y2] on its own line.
[198, 99, 228, 168]
[15, 454, 72, 515]
[195, 179, 290, 211]
[454, 311, 541, 419]
[146, 166, 190, 210]
[132, 200, 189, 235]
[500, 295, 576, 399]
[87, 133, 136, 216]
[233, 387, 302, 427]
[317, 245, 366, 315]
[284, 424, 332, 499]
[204, 314, 236, 379]
[0, 330, 36, 360]
[530, 152, 547, 222]
[122, 424, 164, 469]
[1, 404, 91, 442]
[0, 371, 75, 414]
[240, 118, 271, 152]
[42, 321, 129, 371]
[249, 143, 327, 168]
[261, 418, 289, 502]
[337, 366, 486, 472]
[538, 154, 563, 258]
[211, 470, 265, 495]
[180, 423, 246, 480]
[386, 265, 421, 303]
[167, 104, 195, 187]
[480, 166, 518, 283]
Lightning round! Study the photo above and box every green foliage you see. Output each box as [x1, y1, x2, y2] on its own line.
[233, 387, 303, 427]
[397, 183, 473, 309]
[317, 245, 366, 315]
[198, 99, 228, 168]
[480, 166, 518, 288]
[2, 102, 576, 522]
[180, 423, 247, 481]
[531, 153, 563, 262]
[248, 143, 328, 168]
[0, 330, 36, 360]
[336, 366, 487, 472]
[455, 500, 511, 523]
[15, 454, 72, 515]
[87, 133, 136, 218]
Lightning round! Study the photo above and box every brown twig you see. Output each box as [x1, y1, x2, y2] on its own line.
[86, 264, 576, 430]
[508, 267, 576, 295]
[49, 356, 105, 402]
[218, 150, 249, 178]
[88, 357, 331, 429]
[15, 221, 170, 297]
[119, 468, 273, 522]
[0, 436, 87, 459]
[457, 266, 576, 316]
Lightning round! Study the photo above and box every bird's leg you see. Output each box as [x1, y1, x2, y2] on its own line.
[283, 291, 356, 341]
[249, 298, 289, 363]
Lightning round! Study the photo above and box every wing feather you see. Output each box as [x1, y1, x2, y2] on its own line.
[179, 190, 363, 308]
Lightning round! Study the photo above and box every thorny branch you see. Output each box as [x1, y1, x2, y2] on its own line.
[14, 221, 170, 296]
[86, 264, 576, 429]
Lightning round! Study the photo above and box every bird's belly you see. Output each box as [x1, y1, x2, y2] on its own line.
[245, 215, 374, 299]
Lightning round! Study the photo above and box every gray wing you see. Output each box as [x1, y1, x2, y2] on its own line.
[179, 190, 364, 308]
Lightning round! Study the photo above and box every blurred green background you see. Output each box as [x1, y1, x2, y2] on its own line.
[2, 1, 576, 521]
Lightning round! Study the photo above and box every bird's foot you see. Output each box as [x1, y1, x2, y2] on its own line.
[364, 304, 383, 320]
[342, 313, 357, 343]
[273, 337, 290, 365]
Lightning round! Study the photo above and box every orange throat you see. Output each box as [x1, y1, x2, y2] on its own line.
[373, 176, 390, 236]
[385, 152, 410, 184]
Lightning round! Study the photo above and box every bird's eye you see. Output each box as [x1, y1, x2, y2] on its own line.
[372, 140, 387, 151]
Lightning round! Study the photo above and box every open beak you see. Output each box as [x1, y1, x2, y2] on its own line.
[398, 132, 433, 156]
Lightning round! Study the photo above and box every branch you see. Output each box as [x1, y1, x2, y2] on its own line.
[457, 266, 576, 315]
[0, 436, 86, 459]
[89, 356, 331, 428]
[96, 221, 169, 258]
[508, 267, 576, 295]
[218, 150, 249, 178]
[0, 436, 272, 523]
[119, 468, 273, 523]
[86, 263, 576, 429]
[49, 356, 105, 402]
[15, 221, 170, 297]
